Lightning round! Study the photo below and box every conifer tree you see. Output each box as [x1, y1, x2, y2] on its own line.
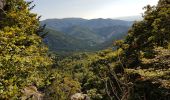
[0, 0, 52, 99]
[121, 0, 170, 67]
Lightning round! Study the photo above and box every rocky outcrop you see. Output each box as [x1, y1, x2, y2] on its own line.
[21, 86, 43, 100]
[71, 93, 90, 100]
[0, 0, 5, 9]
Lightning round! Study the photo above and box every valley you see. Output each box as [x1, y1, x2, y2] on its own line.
[41, 18, 133, 53]
[1, 0, 170, 100]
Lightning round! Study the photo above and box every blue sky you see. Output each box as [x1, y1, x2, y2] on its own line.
[29, 0, 159, 20]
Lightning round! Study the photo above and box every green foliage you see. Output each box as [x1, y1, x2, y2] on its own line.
[0, 0, 170, 99]
[112, 0, 170, 99]
[43, 71, 81, 100]
[0, 0, 52, 99]
[51, 49, 129, 99]
[119, 0, 170, 68]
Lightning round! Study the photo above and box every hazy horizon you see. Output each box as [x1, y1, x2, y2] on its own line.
[41, 15, 142, 22]
[28, 0, 159, 20]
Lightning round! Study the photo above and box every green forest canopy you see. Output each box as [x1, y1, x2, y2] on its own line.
[0, 0, 170, 99]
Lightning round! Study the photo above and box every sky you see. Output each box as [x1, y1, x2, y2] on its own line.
[29, 0, 159, 20]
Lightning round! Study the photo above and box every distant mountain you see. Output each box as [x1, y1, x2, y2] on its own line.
[115, 15, 143, 21]
[41, 18, 132, 30]
[41, 18, 133, 53]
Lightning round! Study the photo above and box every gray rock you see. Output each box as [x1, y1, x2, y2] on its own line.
[21, 86, 43, 100]
[0, 0, 5, 9]
[71, 93, 90, 100]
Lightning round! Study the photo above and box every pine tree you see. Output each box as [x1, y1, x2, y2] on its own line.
[0, 0, 52, 99]
[121, 0, 170, 68]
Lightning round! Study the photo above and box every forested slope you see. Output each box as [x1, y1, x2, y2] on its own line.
[0, 0, 170, 100]
[42, 18, 131, 53]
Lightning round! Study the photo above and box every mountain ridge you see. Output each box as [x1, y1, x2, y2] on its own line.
[41, 18, 133, 53]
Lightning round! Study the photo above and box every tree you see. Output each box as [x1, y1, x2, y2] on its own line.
[120, 0, 170, 68]
[0, 0, 52, 99]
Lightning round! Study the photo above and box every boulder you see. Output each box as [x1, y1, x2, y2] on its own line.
[21, 86, 43, 100]
[71, 93, 90, 100]
[0, 0, 5, 9]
